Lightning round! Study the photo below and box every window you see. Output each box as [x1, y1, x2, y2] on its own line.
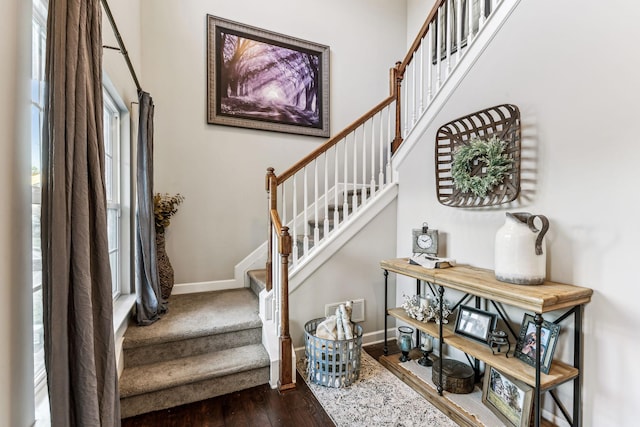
[31, 0, 47, 389]
[31, 0, 132, 393]
[103, 89, 122, 299]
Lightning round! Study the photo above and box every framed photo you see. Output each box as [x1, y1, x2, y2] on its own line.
[454, 305, 497, 344]
[207, 15, 330, 137]
[483, 365, 533, 427]
[514, 313, 560, 375]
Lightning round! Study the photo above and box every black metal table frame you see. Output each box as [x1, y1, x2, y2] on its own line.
[382, 269, 585, 427]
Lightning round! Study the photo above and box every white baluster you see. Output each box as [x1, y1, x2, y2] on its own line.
[281, 183, 287, 233]
[314, 160, 319, 243]
[446, 0, 452, 74]
[436, 7, 442, 89]
[419, 40, 425, 115]
[334, 143, 340, 226]
[292, 176, 298, 265]
[352, 130, 359, 212]
[362, 122, 368, 204]
[468, 0, 474, 43]
[343, 135, 349, 220]
[403, 64, 409, 137]
[303, 167, 309, 255]
[272, 226, 279, 335]
[480, 0, 486, 26]
[412, 54, 417, 126]
[370, 116, 376, 196]
[324, 152, 329, 238]
[456, 0, 463, 61]
[386, 105, 392, 184]
[427, 22, 433, 102]
[378, 111, 384, 189]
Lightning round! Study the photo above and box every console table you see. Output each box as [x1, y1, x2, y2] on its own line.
[380, 258, 592, 427]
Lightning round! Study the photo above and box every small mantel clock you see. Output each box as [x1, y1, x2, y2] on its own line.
[412, 222, 438, 256]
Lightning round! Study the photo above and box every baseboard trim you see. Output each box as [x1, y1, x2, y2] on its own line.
[171, 279, 241, 295]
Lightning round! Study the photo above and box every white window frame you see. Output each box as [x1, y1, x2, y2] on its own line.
[102, 74, 135, 307]
[104, 88, 122, 299]
[31, 0, 47, 394]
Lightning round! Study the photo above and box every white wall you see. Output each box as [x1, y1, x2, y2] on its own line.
[0, 0, 34, 425]
[103, 0, 142, 109]
[139, 0, 408, 283]
[406, 0, 437, 49]
[399, 0, 640, 426]
[289, 201, 398, 347]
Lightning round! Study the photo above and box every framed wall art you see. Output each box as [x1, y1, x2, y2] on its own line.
[482, 365, 533, 427]
[454, 305, 497, 344]
[206, 15, 330, 137]
[514, 313, 560, 375]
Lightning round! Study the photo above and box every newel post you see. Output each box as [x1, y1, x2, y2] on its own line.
[265, 167, 276, 292]
[392, 61, 404, 153]
[278, 226, 295, 392]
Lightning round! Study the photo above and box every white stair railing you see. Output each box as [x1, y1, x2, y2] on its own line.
[270, 100, 396, 270]
[264, 0, 514, 393]
[398, 0, 501, 142]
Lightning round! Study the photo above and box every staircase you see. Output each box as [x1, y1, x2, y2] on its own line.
[118, 0, 523, 413]
[118, 286, 269, 418]
[263, 0, 521, 392]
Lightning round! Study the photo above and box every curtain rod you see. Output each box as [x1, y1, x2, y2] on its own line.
[101, 0, 142, 93]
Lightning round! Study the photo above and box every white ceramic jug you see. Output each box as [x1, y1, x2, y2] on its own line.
[494, 212, 549, 285]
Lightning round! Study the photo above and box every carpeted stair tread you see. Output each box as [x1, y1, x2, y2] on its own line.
[247, 269, 266, 296]
[119, 343, 269, 398]
[123, 289, 260, 349]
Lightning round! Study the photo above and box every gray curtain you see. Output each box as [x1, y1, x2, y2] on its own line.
[41, 0, 120, 426]
[135, 91, 167, 324]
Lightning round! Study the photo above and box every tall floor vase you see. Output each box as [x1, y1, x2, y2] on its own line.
[156, 229, 175, 299]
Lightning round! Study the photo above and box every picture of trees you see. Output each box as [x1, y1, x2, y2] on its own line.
[483, 366, 532, 427]
[216, 28, 323, 129]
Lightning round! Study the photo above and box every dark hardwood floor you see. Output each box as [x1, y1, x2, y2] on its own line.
[121, 341, 399, 427]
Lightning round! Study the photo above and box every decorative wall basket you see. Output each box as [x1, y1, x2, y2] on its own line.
[435, 104, 521, 208]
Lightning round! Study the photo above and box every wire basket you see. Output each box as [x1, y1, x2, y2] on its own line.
[304, 317, 363, 388]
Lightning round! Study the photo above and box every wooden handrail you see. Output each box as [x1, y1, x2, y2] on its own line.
[265, 0, 496, 396]
[269, 208, 283, 233]
[276, 94, 396, 185]
[275, 0, 447, 182]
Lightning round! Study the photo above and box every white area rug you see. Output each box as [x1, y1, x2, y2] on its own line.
[297, 351, 458, 427]
[401, 358, 502, 427]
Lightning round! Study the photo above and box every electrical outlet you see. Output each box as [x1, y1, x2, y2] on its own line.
[324, 298, 365, 322]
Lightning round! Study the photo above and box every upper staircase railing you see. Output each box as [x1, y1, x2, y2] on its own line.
[266, 0, 506, 391]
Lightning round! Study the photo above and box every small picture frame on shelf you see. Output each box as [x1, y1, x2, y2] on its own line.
[482, 365, 533, 427]
[454, 305, 497, 344]
[514, 313, 560, 375]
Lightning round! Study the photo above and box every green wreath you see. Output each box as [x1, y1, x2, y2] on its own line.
[451, 136, 512, 198]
